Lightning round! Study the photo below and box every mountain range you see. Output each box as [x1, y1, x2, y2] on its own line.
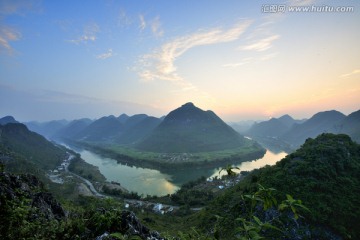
[3, 105, 359, 153]
[246, 109, 360, 149]
[20, 102, 255, 154]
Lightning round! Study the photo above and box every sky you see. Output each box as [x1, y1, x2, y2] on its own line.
[0, 0, 359, 122]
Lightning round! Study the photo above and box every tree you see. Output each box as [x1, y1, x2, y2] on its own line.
[219, 164, 239, 176]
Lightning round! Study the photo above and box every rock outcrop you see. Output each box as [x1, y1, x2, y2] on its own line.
[120, 211, 164, 240]
[0, 171, 66, 220]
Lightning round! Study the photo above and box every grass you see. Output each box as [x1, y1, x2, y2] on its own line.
[76, 140, 265, 169]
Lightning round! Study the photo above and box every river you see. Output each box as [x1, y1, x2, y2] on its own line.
[65, 145, 287, 196]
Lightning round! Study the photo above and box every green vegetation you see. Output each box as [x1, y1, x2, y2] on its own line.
[102, 185, 142, 200]
[193, 133, 360, 239]
[137, 102, 253, 153]
[78, 140, 265, 169]
[0, 170, 126, 239]
[219, 164, 240, 176]
[170, 178, 214, 207]
[0, 123, 67, 170]
[68, 156, 106, 183]
[2, 119, 359, 239]
[69, 102, 265, 169]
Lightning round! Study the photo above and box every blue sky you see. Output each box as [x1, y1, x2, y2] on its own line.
[0, 0, 359, 121]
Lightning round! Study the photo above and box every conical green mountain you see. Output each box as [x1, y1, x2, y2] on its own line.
[136, 102, 249, 153]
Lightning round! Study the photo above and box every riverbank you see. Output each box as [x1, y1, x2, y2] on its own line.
[67, 140, 266, 171]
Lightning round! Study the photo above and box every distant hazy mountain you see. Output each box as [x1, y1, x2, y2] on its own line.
[136, 102, 250, 153]
[278, 114, 302, 127]
[66, 114, 162, 144]
[25, 120, 68, 139]
[228, 120, 255, 134]
[117, 113, 129, 124]
[247, 118, 289, 138]
[282, 110, 346, 147]
[246, 114, 305, 138]
[0, 116, 19, 125]
[0, 122, 66, 170]
[337, 110, 360, 143]
[116, 116, 161, 144]
[122, 114, 149, 131]
[52, 118, 93, 140]
[74, 115, 123, 142]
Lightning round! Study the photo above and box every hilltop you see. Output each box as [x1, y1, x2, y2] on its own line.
[246, 109, 360, 150]
[137, 102, 249, 153]
[0, 122, 67, 170]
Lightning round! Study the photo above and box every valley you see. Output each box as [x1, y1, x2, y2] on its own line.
[1, 105, 360, 239]
[63, 143, 287, 196]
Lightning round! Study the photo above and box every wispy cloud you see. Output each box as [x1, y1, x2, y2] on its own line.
[138, 20, 252, 84]
[137, 14, 163, 37]
[260, 52, 278, 61]
[150, 16, 163, 37]
[139, 14, 146, 31]
[117, 8, 131, 27]
[0, 0, 39, 55]
[340, 69, 360, 78]
[96, 49, 115, 60]
[0, 27, 21, 54]
[223, 58, 253, 68]
[241, 34, 279, 52]
[68, 23, 99, 44]
[0, 0, 36, 15]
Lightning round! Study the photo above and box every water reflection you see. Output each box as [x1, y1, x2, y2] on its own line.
[70, 146, 287, 196]
[79, 150, 179, 196]
[211, 150, 288, 178]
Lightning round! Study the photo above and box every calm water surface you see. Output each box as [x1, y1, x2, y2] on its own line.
[68, 146, 287, 196]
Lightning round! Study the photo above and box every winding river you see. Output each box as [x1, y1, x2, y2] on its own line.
[66, 145, 287, 196]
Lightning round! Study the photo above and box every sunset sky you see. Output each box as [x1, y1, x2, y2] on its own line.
[1, 0, 359, 122]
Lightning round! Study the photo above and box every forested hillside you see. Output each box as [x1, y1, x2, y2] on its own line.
[196, 133, 360, 239]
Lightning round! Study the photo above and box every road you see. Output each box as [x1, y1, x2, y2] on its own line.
[64, 154, 105, 197]
[64, 153, 202, 212]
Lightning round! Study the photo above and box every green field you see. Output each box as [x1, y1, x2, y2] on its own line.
[77, 140, 265, 169]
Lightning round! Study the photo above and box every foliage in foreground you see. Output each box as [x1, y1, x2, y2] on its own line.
[2, 133, 359, 239]
[196, 133, 359, 239]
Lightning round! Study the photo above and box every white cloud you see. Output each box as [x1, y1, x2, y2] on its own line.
[260, 52, 278, 61]
[139, 14, 146, 31]
[0, 27, 21, 54]
[150, 16, 163, 38]
[0, 0, 39, 55]
[68, 23, 99, 44]
[96, 49, 115, 60]
[223, 58, 253, 68]
[117, 8, 131, 27]
[241, 35, 279, 52]
[340, 69, 360, 78]
[0, 0, 36, 15]
[138, 20, 252, 84]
